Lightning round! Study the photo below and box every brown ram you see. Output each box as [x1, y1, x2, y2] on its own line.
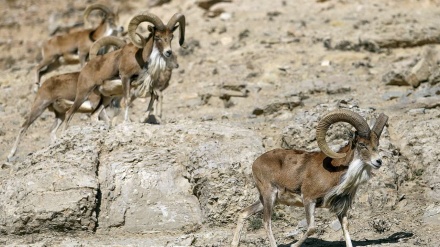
[88, 35, 179, 124]
[35, 3, 123, 85]
[231, 109, 389, 247]
[8, 72, 103, 161]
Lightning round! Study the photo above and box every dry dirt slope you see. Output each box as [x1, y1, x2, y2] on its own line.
[0, 0, 440, 246]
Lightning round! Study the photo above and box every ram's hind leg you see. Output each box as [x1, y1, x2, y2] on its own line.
[8, 98, 52, 161]
[231, 200, 264, 247]
[63, 83, 95, 131]
[121, 76, 132, 123]
[262, 188, 278, 247]
[291, 200, 316, 247]
[50, 112, 65, 143]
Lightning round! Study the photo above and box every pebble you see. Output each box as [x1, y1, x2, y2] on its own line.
[407, 108, 425, 115]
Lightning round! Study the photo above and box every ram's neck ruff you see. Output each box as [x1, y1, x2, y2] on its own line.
[133, 46, 167, 98]
[148, 45, 167, 81]
[324, 158, 372, 216]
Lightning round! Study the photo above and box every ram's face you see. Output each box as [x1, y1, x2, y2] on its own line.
[153, 29, 174, 58]
[107, 13, 124, 35]
[355, 133, 382, 169]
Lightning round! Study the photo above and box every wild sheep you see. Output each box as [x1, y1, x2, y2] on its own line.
[8, 72, 103, 161]
[62, 12, 185, 131]
[7, 36, 128, 161]
[35, 3, 123, 85]
[231, 109, 389, 247]
[88, 36, 179, 124]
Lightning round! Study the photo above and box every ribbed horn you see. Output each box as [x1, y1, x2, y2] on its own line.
[83, 3, 114, 26]
[371, 113, 388, 139]
[89, 36, 126, 60]
[316, 109, 370, 159]
[128, 13, 165, 48]
[166, 13, 186, 47]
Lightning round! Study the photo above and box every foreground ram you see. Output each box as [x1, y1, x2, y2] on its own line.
[231, 109, 389, 247]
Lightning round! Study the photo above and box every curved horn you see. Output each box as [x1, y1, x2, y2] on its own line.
[128, 13, 165, 48]
[89, 36, 126, 60]
[316, 109, 370, 159]
[371, 113, 388, 139]
[83, 4, 114, 25]
[166, 13, 186, 47]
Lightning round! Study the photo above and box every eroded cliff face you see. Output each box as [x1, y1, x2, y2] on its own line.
[0, 121, 263, 240]
[1, 0, 439, 246]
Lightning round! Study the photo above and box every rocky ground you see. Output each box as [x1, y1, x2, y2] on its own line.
[0, 0, 439, 246]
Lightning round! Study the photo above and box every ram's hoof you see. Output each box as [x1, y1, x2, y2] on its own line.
[140, 115, 160, 124]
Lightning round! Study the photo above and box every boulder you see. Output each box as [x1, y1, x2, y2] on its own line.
[1, 121, 265, 235]
[0, 125, 102, 234]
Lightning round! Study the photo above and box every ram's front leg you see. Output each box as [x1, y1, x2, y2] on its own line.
[140, 93, 156, 124]
[154, 90, 162, 119]
[122, 76, 132, 122]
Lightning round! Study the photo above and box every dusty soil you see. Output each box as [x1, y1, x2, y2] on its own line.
[1, 0, 440, 246]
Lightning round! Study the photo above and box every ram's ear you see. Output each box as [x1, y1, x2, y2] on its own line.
[350, 132, 358, 148]
[370, 131, 380, 146]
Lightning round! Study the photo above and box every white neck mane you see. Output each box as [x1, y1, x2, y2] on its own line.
[335, 159, 372, 195]
[148, 46, 167, 81]
[133, 45, 168, 98]
[324, 157, 372, 216]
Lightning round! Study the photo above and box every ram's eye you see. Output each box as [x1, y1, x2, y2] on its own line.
[154, 36, 160, 41]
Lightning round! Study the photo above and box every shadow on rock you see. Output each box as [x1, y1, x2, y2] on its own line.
[281, 232, 414, 247]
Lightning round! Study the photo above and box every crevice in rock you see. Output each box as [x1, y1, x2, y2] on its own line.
[93, 186, 102, 232]
[93, 152, 102, 232]
[191, 177, 204, 200]
[377, 37, 440, 49]
[325, 36, 440, 53]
